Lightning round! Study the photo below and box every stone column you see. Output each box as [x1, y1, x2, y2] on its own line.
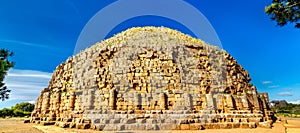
[159, 93, 167, 110]
[109, 89, 116, 110]
[41, 92, 50, 115]
[241, 95, 249, 110]
[206, 93, 214, 110]
[225, 94, 234, 112]
[184, 93, 193, 110]
[252, 94, 261, 111]
[216, 94, 224, 112]
[54, 92, 61, 118]
[35, 96, 43, 116]
[69, 92, 76, 110]
[82, 89, 94, 110]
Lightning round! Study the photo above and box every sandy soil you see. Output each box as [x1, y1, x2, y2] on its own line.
[0, 118, 42, 133]
[0, 118, 101, 133]
[284, 118, 300, 133]
[0, 118, 297, 133]
[33, 125, 102, 133]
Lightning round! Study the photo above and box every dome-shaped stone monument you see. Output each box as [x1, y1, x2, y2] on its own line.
[29, 27, 274, 131]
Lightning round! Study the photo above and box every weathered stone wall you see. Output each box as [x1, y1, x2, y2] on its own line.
[29, 27, 274, 130]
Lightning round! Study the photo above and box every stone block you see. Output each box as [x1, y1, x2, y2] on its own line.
[190, 123, 202, 130]
[258, 121, 272, 128]
[240, 122, 250, 128]
[146, 124, 159, 130]
[69, 122, 76, 128]
[126, 119, 136, 124]
[103, 124, 118, 131]
[180, 124, 190, 130]
[232, 122, 240, 128]
[136, 124, 146, 130]
[24, 119, 30, 123]
[59, 122, 69, 128]
[249, 122, 256, 128]
[76, 123, 90, 129]
[40, 121, 55, 126]
[160, 123, 176, 130]
[95, 124, 105, 131]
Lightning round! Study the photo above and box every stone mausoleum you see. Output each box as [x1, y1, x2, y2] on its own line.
[29, 27, 274, 131]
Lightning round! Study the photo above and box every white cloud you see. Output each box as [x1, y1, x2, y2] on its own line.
[289, 100, 300, 104]
[284, 88, 293, 90]
[277, 92, 293, 97]
[268, 85, 279, 88]
[3, 69, 52, 102]
[26, 100, 36, 104]
[262, 81, 272, 84]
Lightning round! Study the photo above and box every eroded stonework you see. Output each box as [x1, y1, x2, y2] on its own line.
[29, 27, 274, 131]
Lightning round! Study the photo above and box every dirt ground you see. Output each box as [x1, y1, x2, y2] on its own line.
[284, 118, 300, 133]
[0, 118, 299, 133]
[0, 118, 101, 133]
[0, 118, 42, 133]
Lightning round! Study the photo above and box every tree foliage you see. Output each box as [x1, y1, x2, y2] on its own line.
[265, 0, 300, 28]
[0, 49, 15, 101]
[271, 101, 300, 115]
[0, 102, 34, 117]
[11, 102, 35, 112]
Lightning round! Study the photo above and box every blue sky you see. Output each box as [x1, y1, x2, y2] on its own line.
[0, 0, 300, 108]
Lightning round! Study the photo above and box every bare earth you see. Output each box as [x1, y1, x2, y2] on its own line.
[0, 118, 42, 133]
[1, 118, 300, 133]
[285, 118, 300, 133]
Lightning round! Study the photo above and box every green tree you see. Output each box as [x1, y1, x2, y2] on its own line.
[11, 102, 35, 112]
[0, 108, 13, 117]
[0, 102, 34, 117]
[0, 49, 15, 101]
[265, 0, 300, 28]
[13, 109, 25, 117]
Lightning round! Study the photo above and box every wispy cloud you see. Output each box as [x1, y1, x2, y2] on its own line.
[268, 85, 279, 88]
[7, 69, 52, 79]
[66, 0, 82, 18]
[289, 100, 300, 104]
[277, 92, 293, 97]
[3, 69, 52, 103]
[262, 81, 272, 84]
[284, 88, 293, 91]
[0, 39, 52, 49]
